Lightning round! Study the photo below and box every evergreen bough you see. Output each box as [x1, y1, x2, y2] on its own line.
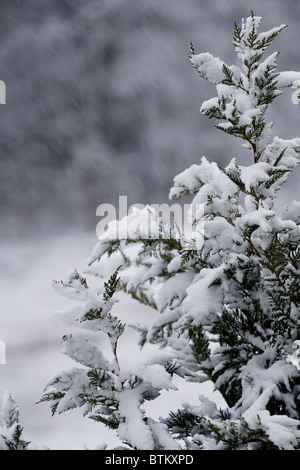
[0, 392, 38, 450]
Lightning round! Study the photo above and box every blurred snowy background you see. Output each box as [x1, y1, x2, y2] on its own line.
[0, 0, 300, 449]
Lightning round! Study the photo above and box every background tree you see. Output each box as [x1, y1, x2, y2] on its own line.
[0, 392, 40, 450]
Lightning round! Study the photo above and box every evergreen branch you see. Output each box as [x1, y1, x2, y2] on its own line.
[103, 265, 122, 301]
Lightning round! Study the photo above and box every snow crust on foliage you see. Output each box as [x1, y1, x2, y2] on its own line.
[1, 391, 18, 428]
[170, 156, 237, 202]
[133, 364, 176, 391]
[239, 162, 270, 190]
[190, 52, 225, 84]
[286, 340, 300, 370]
[41, 256, 188, 450]
[147, 419, 182, 450]
[236, 349, 297, 415]
[282, 201, 300, 224]
[0, 392, 44, 450]
[62, 333, 110, 370]
[156, 272, 194, 312]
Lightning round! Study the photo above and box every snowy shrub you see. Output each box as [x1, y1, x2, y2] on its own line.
[6, 12, 300, 450]
[0, 392, 40, 450]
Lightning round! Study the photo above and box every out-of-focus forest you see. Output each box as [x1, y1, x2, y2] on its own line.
[0, 0, 300, 450]
[1, 0, 300, 238]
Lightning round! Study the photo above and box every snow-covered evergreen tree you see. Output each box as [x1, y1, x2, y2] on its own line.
[44, 13, 300, 450]
[0, 392, 40, 450]
[40, 268, 180, 450]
